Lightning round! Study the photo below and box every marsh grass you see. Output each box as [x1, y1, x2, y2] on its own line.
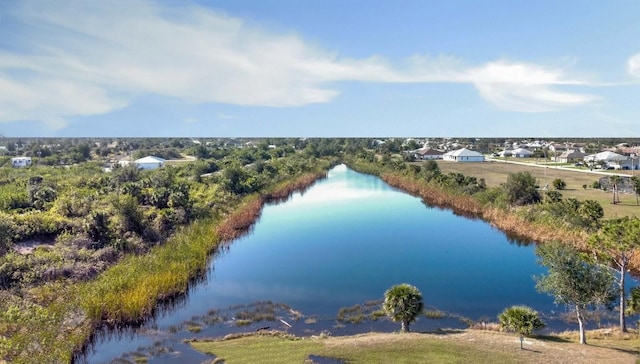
[336, 300, 384, 324]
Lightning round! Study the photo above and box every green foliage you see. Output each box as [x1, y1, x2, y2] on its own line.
[577, 200, 604, 230]
[552, 178, 566, 190]
[0, 214, 16, 255]
[536, 242, 615, 308]
[588, 217, 640, 332]
[498, 305, 545, 336]
[626, 286, 640, 316]
[112, 194, 144, 235]
[439, 172, 485, 195]
[221, 164, 262, 195]
[545, 190, 563, 204]
[631, 176, 640, 205]
[383, 283, 424, 332]
[84, 210, 112, 249]
[535, 241, 616, 344]
[503, 172, 541, 206]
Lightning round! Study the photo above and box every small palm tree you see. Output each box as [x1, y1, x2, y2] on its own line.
[383, 283, 424, 332]
[498, 305, 545, 349]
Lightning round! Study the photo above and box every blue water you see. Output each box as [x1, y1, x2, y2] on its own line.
[81, 164, 625, 363]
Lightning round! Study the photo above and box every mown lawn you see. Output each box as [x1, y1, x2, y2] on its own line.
[190, 330, 640, 364]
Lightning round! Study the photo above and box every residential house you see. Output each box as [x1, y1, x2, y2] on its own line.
[443, 148, 484, 162]
[497, 149, 513, 157]
[557, 150, 588, 163]
[512, 148, 533, 158]
[133, 156, 165, 170]
[413, 148, 444, 160]
[584, 151, 632, 169]
[12, 156, 32, 168]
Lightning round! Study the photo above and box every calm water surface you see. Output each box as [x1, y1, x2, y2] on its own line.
[83, 164, 609, 363]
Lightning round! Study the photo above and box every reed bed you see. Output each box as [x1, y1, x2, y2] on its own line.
[216, 172, 326, 242]
[382, 172, 588, 246]
[80, 219, 216, 324]
[264, 172, 326, 203]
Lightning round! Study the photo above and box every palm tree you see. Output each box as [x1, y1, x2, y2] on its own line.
[630, 176, 640, 206]
[383, 283, 424, 332]
[610, 175, 622, 205]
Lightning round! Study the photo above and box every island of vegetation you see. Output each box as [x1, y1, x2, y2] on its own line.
[1, 137, 640, 363]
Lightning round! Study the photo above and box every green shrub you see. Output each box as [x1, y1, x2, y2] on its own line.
[498, 305, 545, 336]
[552, 178, 566, 190]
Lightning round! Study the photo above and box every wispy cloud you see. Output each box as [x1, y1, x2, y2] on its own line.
[628, 54, 640, 78]
[464, 61, 597, 112]
[0, 0, 598, 127]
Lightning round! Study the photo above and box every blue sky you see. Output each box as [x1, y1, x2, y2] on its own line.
[0, 0, 639, 137]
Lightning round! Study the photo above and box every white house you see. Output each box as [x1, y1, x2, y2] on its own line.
[584, 151, 632, 169]
[133, 156, 165, 170]
[512, 148, 534, 158]
[11, 156, 32, 168]
[443, 148, 484, 162]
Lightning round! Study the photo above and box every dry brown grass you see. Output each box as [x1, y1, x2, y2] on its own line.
[436, 160, 640, 219]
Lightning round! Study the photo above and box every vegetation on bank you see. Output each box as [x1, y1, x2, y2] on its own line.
[0, 138, 336, 362]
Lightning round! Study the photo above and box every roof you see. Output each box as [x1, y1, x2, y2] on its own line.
[134, 156, 166, 164]
[584, 151, 628, 162]
[558, 150, 587, 158]
[444, 148, 483, 157]
[415, 148, 443, 156]
[512, 148, 533, 154]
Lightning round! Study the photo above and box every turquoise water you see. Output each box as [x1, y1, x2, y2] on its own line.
[205, 164, 550, 316]
[82, 164, 613, 363]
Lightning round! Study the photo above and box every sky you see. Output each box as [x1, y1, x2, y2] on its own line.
[0, 0, 639, 138]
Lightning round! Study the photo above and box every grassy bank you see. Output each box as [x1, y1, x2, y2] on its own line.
[190, 330, 640, 364]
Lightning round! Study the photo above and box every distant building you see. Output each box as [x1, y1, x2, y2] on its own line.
[512, 148, 533, 158]
[443, 148, 484, 162]
[12, 157, 32, 168]
[413, 148, 444, 160]
[557, 150, 587, 163]
[584, 151, 632, 169]
[133, 156, 165, 170]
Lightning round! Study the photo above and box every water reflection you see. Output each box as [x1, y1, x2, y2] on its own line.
[80, 165, 616, 363]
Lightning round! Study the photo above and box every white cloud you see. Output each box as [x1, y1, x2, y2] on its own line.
[465, 61, 597, 112]
[628, 54, 640, 77]
[0, 0, 598, 126]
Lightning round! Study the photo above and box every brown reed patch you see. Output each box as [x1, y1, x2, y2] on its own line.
[215, 173, 326, 243]
[380, 173, 588, 248]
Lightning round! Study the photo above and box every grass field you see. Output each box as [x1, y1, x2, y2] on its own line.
[191, 330, 640, 364]
[435, 159, 640, 219]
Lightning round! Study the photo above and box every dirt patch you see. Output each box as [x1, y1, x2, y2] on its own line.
[12, 239, 55, 255]
[323, 330, 638, 363]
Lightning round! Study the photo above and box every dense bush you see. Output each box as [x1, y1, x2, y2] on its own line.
[553, 178, 566, 190]
[503, 172, 541, 206]
[498, 305, 545, 336]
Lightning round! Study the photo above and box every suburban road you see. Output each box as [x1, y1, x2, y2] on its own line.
[485, 157, 633, 178]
